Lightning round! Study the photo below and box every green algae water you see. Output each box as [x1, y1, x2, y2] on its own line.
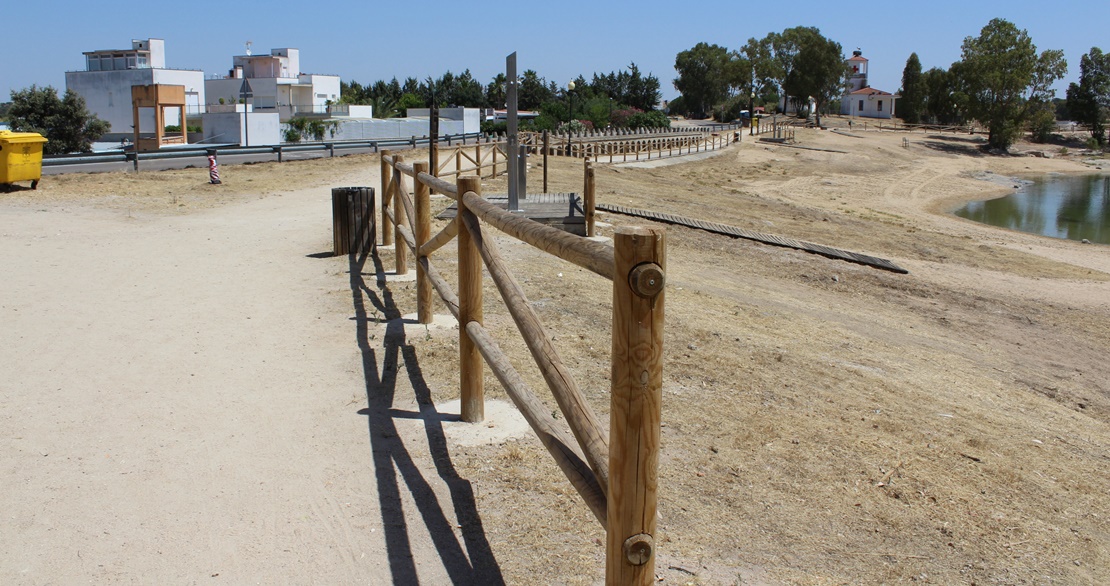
[955, 174, 1110, 244]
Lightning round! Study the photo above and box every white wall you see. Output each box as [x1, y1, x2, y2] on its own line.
[299, 74, 340, 106]
[66, 68, 204, 139]
[404, 108, 482, 134]
[841, 92, 895, 119]
[201, 111, 280, 146]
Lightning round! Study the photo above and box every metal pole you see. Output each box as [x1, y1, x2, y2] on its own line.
[506, 52, 521, 212]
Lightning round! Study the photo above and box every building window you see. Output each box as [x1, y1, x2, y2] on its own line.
[859, 99, 864, 112]
[878, 100, 883, 112]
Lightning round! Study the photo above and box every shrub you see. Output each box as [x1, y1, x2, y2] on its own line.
[1028, 108, 1056, 143]
[557, 119, 589, 135]
[481, 120, 507, 135]
[712, 96, 745, 123]
[626, 109, 670, 129]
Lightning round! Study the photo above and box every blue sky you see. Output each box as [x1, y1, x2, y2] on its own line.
[3, 1, 1108, 104]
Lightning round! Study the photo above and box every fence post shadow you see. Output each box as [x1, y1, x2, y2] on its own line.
[348, 246, 505, 585]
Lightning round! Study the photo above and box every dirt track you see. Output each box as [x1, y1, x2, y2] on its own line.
[2, 127, 1109, 584]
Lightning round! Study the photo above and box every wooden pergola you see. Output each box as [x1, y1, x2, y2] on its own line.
[131, 84, 187, 152]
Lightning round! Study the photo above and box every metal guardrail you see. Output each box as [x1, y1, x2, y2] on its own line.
[42, 125, 740, 171]
[41, 133, 487, 170]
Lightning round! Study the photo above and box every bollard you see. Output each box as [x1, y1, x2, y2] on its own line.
[207, 150, 221, 184]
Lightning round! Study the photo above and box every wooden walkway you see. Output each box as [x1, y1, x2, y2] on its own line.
[597, 203, 908, 274]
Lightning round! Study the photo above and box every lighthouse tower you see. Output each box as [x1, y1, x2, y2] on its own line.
[847, 49, 869, 91]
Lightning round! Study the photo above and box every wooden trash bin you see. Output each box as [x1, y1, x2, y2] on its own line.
[332, 187, 375, 256]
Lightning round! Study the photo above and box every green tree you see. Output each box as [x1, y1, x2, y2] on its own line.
[740, 36, 776, 105]
[518, 70, 553, 111]
[1066, 47, 1110, 146]
[765, 28, 809, 112]
[922, 67, 962, 124]
[954, 18, 1066, 150]
[7, 85, 110, 154]
[486, 73, 507, 108]
[899, 53, 925, 124]
[779, 27, 847, 125]
[674, 43, 734, 118]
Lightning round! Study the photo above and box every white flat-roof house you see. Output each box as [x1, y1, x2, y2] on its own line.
[839, 50, 899, 119]
[204, 47, 340, 121]
[65, 39, 205, 141]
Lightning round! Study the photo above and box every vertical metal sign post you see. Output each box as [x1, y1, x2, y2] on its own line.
[506, 52, 521, 212]
[239, 78, 253, 147]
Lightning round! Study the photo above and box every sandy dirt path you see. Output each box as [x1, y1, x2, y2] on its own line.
[0, 170, 510, 584]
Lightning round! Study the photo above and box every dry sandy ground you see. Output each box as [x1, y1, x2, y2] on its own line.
[2, 128, 1109, 585]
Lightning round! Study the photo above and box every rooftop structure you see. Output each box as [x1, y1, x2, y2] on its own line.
[66, 38, 204, 142]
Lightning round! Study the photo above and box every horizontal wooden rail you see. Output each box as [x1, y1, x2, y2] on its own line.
[461, 192, 614, 280]
[417, 172, 457, 196]
[460, 209, 611, 494]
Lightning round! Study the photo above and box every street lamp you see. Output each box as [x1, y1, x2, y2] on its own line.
[749, 91, 756, 136]
[566, 81, 576, 128]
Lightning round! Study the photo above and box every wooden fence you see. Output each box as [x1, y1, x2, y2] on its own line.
[525, 130, 736, 163]
[374, 149, 666, 584]
[427, 126, 737, 196]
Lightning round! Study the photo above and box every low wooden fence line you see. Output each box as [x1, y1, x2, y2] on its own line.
[529, 131, 735, 163]
[434, 141, 509, 179]
[597, 203, 908, 274]
[374, 147, 666, 583]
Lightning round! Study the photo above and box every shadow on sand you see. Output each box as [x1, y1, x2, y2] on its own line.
[347, 247, 504, 585]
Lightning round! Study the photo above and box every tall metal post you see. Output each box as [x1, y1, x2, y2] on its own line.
[506, 52, 522, 212]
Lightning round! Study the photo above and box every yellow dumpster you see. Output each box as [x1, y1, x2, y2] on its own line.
[0, 130, 49, 191]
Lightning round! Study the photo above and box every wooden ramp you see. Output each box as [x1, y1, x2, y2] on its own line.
[597, 203, 908, 274]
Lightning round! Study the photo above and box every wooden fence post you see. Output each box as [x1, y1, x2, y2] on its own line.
[458, 175, 484, 423]
[608, 226, 665, 585]
[414, 162, 432, 323]
[543, 130, 550, 194]
[394, 154, 408, 275]
[380, 150, 394, 246]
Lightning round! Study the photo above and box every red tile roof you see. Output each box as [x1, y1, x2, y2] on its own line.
[848, 87, 896, 96]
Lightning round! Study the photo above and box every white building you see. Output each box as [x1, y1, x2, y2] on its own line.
[204, 47, 340, 122]
[843, 87, 897, 119]
[839, 50, 898, 120]
[65, 39, 205, 141]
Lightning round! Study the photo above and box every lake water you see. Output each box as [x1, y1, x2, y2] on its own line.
[955, 174, 1110, 244]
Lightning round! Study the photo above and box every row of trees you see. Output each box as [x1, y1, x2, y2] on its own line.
[1065, 48, 1110, 147]
[339, 64, 666, 132]
[897, 19, 1068, 149]
[671, 27, 848, 125]
[671, 19, 1108, 151]
[897, 20, 1108, 149]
